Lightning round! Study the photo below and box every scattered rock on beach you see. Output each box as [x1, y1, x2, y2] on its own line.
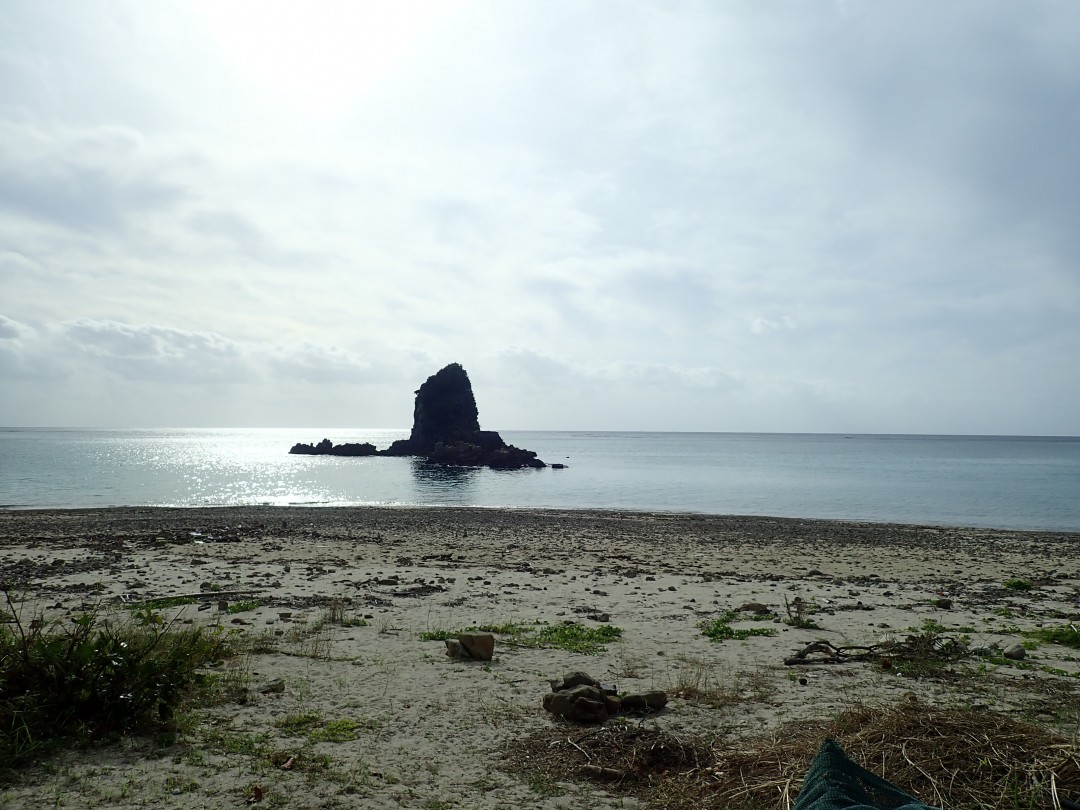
[543, 684, 617, 723]
[544, 671, 668, 724]
[621, 691, 669, 713]
[445, 632, 495, 661]
[552, 671, 602, 691]
[1003, 643, 1026, 660]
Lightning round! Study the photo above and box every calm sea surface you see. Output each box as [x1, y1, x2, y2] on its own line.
[1, 429, 1078, 531]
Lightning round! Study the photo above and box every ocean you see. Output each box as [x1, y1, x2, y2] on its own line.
[1, 428, 1078, 531]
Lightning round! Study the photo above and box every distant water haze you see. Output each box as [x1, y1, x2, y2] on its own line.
[1, 429, 1078, 531]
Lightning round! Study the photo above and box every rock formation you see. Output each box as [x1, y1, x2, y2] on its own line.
[542, 671, 668, 724]
[289, 363, 546, 469]
[287, 439, 377, 457]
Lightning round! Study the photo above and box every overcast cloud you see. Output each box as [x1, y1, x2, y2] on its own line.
[1, 0, 1077, 434]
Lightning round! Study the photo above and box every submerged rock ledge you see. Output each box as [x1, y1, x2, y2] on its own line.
[289, 363, 547, 470]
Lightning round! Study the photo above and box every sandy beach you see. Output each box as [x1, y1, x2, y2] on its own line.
[1, 506, 1078, 809]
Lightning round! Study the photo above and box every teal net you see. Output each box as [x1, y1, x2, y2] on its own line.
[793, 739, 939, 810]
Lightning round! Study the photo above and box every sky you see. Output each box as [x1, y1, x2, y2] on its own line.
[1, 1, 1078, 434]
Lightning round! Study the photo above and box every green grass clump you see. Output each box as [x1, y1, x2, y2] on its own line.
[1029, 624, 1080, 649]
[419, 621, 621, 654]
[533, 623, 622, 654]
[274, 713, 377, 743]
[699, 612, 778, 642]
[226, 600, 261, 614]
[0, 595, 232, 771]
[202, 729, 271, 757]
[418, 629, 459, 642]
[1004, 578, 1034, 591]
[275, 710, 323, 735]
[132, 596, 199, 611]
[308, 718, 377, 743]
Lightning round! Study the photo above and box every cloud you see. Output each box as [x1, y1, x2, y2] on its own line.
[266, 342, 387, 385]
[0, 2, 1078, 433]
[0, 314, 30, 340]
[53, 318, 412, 388]
[0, 122, 188, 234]
[59, 319, 249, 383]
[0, 315, 65, 380]
[750, 316, 797, 335]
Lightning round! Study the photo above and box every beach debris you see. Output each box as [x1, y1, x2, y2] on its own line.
[784, 630, 968, 669]
[572, 605, 611, 622]
[445, 632, 495, 661]
[543, 671, 668, 724]
[511, 698, 1080, 807]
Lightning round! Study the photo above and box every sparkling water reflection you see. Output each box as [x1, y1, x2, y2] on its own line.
[1, 428, 1078, 530]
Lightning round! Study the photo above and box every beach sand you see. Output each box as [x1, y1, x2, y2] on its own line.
[1, 507, 1078, 809]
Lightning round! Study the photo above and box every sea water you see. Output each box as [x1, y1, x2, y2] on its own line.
[0, 428, 1078, 531]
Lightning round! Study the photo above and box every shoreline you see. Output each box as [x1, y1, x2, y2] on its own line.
[4, 503, 1080, 536]
[2, 506, 1078, 808]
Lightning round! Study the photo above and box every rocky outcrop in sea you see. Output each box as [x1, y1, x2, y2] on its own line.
[289, 363, 546, 470]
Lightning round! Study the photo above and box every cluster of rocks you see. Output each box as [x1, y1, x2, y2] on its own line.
[289, 364, 548, 470]
[288, 439, 378, 457]
[543, 671, 668, 724]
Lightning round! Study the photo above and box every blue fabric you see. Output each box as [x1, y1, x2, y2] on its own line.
[793, 739, 938, 810]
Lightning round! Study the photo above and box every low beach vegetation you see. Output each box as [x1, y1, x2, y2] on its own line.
[0, 590, 234, 773]
[699, 611, 778, 642]
[671, 658, 776, 708]
[1029, 623, 1080, 649]
[419, 621, 622, 654]
[783, 594, 819, 629]
[1004, 577, 1034, 591]
[321, 597, 369, 627]
[129, 595, 199, 611]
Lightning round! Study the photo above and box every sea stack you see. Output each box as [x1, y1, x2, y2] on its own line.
[383, 363, 483, 455]
[289, 363, 546, 470]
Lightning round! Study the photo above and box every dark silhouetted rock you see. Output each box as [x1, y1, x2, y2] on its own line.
[290, 363, 545, 469]
[411, 363, 480, 452]
[288, 439, 377, 457]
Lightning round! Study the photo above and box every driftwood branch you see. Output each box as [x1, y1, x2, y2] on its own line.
[784, 640, 881, 666]
[784, 633, 970, 667]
